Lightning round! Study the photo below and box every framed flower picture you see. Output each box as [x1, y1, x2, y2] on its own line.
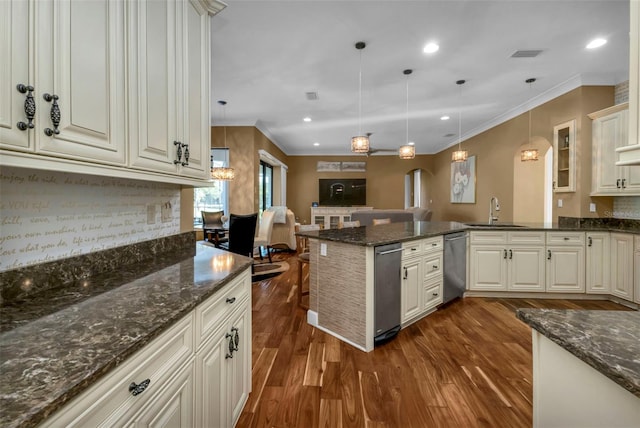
[450, 155, 476, 203]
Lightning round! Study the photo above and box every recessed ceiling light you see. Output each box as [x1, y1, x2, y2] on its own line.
[441, 115, 450, 121]
[408, 142, 415, 146]
[423, 42, 439, 54]
[303, 117, 312, 122]
[313, 142, 319, 146]
[586, 38, 607, 49]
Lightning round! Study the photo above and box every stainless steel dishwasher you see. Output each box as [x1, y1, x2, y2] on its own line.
[443, 232, 467, 304]
[374, 243, 403, 345]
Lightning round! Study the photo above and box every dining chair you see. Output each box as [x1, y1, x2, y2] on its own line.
[296, 223, 321, 309]
[201, 210, 227, 246]
[219, 213, 258, 259]
[253, 210, 275, 263]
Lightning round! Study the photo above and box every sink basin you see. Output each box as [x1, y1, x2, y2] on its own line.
[465, 222, 526, 228]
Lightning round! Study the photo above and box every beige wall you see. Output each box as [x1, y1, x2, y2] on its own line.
[429, 86, 615, 223]
[286, 155, 435, 224]
[211, 126, 288, 215]
[200, 86, 617, 225]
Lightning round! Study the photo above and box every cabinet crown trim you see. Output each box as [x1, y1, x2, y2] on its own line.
[588, 102, 629, 120]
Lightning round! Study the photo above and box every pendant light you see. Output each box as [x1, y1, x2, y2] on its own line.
[211, 100, 235, 180]
[351, 42, 370, 153]
[399, 69, 415, 159]
[451, 79, 468, 162]
[521, 78, 539, 162]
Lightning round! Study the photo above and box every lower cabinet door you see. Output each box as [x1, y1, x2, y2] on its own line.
[508, 246, 545, 292]
[227, 302, 251, 427]
[401, 257, 422, 323]
[130, 362, 195, 428]
[195, 324, 229, 428]
[469, 246, 507, 291]
[422, 278, 443, 312]
[546, 246, 585, 292]
[195, 299, 251, 428]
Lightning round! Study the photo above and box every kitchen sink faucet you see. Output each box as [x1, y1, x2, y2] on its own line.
[489, 196, 500, 225]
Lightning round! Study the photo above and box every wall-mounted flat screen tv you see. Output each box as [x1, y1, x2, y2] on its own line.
[318, 178, 366, 206]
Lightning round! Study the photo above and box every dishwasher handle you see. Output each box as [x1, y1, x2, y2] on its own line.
[445, 235, 467, 242]
[377, 248, 403, 256]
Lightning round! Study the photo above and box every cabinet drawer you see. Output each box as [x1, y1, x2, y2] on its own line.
[41, 316, 194, 427]
[423, 236, 443, 254]
[635, 235, 640, 251]
[402, 240, 423, 258]
[424, 253, 443, 279]
[195, 270, 251, 349]
[423, 281, 443, 309]
[508, 231, 545, 245]
[546, 232, 585, 246]
[470, 231, 507, 245]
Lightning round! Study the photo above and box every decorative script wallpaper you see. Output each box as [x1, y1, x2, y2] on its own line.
[0, 167, 181, 271]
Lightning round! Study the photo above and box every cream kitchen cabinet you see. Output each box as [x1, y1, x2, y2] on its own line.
[586, 232, 611, 294]
[127, 0, 213, 179]
[469, 231, 545, 292]
[42, 267, 252, 428]
[401, 236, 443, 324]
[610, 233, 634, 302]
[194, 267, 252, 428]
[590, 104, 640, 195]
[1, 0, 224, 184]
[0, 0, 127, 164]
[401, 254, 422, 323]
[553, 119, 576, 192]
[546, 232, 585, 293]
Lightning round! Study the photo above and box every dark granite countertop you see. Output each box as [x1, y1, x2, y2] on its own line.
[517, 309, 640, 399]
[296, 220, 639, 246]
[0, 243, 253, 428]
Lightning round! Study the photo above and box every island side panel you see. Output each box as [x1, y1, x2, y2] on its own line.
[316, 241, 369, 349]
[309, 239, 319, 312]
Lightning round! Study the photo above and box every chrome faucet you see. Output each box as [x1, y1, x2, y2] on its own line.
[489, 197, 500, 225]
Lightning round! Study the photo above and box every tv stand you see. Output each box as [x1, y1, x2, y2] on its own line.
[311, 206, 373, 229]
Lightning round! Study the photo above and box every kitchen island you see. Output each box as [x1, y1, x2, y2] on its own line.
[0, 243, 253, 428]
[517, 309, 640, 427]
[296, 221, 468, 351]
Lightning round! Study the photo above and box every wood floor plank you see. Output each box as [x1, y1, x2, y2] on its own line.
[236, 252, 632, 428]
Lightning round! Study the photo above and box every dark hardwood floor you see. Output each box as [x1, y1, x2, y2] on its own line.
[239, 251, 632, 428]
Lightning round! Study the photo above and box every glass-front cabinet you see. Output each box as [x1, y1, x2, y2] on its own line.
[553, 119, 576, 192]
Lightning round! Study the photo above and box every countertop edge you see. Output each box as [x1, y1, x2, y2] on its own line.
[516, 310, 640, 399]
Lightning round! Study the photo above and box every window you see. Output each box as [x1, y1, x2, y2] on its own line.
[259, 160, 273, 213]
[194, 149, 230, 225]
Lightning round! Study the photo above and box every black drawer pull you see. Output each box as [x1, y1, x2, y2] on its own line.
[226, 297, 236, 304]
[129, 379, 151, 396]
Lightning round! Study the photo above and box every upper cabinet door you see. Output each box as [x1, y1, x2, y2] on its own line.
[0, 0, 34, 151]
[552, 119, 576, 192]
[178, 0, 211, 179]
[128, 0, 181, 174]
[35, 0, 127, 165]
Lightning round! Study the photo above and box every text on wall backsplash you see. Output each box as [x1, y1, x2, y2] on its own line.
[0, 167, 181, 271]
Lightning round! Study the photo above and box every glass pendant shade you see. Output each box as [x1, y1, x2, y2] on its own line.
[210, 166, 235, 180]
[212, 100, 235, 180]
[520, 78, 539, 162]
[521, 148, 539, 161]
[351, 135, 370, 153]
[452, 149, 468, 162]
[399, 144, 415, 159]
[452, 80, 467, 163]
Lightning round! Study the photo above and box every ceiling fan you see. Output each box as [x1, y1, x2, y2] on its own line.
[360, 133, 397, 156]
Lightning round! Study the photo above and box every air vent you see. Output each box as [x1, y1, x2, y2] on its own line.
[444, 133, 456, 138]
[305, 91, 319, 101]
[511, 49, 543, 58]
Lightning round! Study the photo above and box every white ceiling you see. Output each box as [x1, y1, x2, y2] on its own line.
[210, 0, 629, 156]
